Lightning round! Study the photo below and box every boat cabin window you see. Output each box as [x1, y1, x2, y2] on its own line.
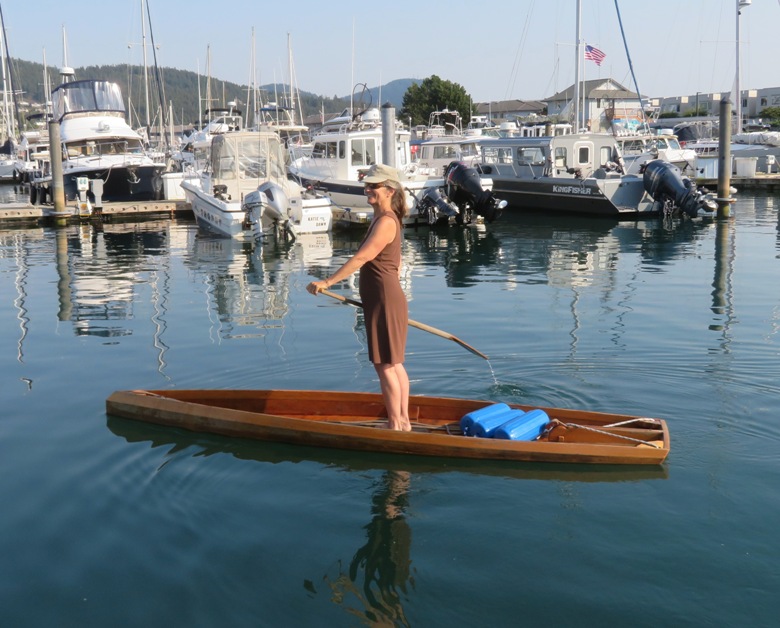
[620, 139, 645, 155]
[481, 146, 514, 165]
[397, 141, 410, 167]
[350, 139, 376, 166]
[554, 147, 567, 168]
[52, 80, 126, 119]
[460, 143, 479, 158]
[576, 146, 590, 165]
[312, 140, 343, 160]
[433, 145, 459, 160]
[656, 137, 682, 150]
[600, 146, 613, 166]
[515, 147, 545, 166]
[64, 138, 145, 158]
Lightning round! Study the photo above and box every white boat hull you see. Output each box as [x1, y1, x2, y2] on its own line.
[183, 179, 333, 239]
[300, 174, 496, 228]
[182, 180, 262, 240]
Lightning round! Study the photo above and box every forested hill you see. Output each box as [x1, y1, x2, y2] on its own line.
[10, 57, 417, 127]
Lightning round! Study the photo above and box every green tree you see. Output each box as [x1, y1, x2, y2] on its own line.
[760, 106, 780, 126]
[399, 75, 473, 128]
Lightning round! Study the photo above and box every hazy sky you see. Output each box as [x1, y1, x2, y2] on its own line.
[1, 0, 777, 102]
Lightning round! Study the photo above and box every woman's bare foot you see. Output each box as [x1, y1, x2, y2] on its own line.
[387, 418, 412, 431]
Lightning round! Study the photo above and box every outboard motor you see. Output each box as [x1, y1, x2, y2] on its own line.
[642, 159, 717, 218]
[418, 186, 461, 225]
[250, 181, 288, 222]
[241, 181, 290, 238]
[443, 161, 506, 223]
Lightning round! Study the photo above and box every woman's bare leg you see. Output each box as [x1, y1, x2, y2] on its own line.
[375, 363, 411, 431]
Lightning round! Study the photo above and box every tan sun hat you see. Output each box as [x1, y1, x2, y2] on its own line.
[362, 163, 403, 189]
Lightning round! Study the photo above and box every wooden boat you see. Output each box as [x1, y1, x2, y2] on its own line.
[105, 389, 670, 465]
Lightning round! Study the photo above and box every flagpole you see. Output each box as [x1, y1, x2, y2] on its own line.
[581, 41, 587, 131]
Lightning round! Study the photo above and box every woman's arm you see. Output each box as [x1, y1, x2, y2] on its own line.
[307, 215, 397, 293]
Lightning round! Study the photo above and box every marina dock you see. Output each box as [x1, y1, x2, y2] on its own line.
[696, 172, 780, 192]
[0, 197, 192, 226]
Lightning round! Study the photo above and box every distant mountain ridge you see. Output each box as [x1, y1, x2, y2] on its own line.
[9, 56, 418, 127]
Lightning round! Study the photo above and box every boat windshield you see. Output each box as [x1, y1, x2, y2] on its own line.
[52, 80, 126, 120]
[657, 137, 682, 150]
[210, 133, 286, 182]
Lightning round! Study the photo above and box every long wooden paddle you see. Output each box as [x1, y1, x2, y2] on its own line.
[319, 288, 488, 360]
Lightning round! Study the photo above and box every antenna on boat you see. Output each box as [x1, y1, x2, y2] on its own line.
[349, 18, 358, 120]
[60, 25, 75, 82]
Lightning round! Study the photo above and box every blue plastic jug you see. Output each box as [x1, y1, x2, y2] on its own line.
[472, 408, 526, 439]
[460, 403, 511, 436]
[494, 409, 550, 441]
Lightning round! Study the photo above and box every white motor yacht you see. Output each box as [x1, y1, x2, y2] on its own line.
[29, 79, 166, 206]
[290, 106, 504, 228]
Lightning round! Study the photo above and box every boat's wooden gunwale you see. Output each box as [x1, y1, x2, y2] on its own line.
[106, 389, 670, 465]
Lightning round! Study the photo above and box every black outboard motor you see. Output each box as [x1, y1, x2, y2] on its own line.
[443, 161, 506, 223]
[418, 186, 461, 224]
[642, 159, 717, 218]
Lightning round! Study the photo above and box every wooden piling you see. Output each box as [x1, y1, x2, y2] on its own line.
[48, 120, 67, 223]
[716, 98, 735, 219]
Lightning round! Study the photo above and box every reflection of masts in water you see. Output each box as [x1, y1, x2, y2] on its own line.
[149, 267, 171, 379]
[321, 470, 414, 626]
[13, 234, 30, 364]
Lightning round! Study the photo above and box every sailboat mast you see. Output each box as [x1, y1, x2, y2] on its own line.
[206, 45, 212, 115]
[0, 4, 18, 138]
[246, 28, 255, 129]
[0, 26, 10, 141]
[197, 59, 202, 130]
[287, 33, 294, 124]
[42, 48, 51, 116]
[141, 0, 150, 129]
[573, 0, 582, 132]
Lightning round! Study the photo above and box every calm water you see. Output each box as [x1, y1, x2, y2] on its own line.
[1, 186, 779, 626]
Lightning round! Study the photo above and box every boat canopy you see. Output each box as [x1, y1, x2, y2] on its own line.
[52, 80, 126, 121]
[209, 131, 287, 197]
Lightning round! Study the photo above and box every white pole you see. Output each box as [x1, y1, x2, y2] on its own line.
[141, 0, 150, 129]
[735, 0, 751, 134]
[573, 0, 582, 132]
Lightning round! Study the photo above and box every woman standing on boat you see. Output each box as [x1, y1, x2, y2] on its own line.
[307, 163, 411, 431]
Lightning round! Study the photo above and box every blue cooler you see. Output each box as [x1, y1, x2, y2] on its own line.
[472, 408, 526, 438]
[494, 409, 550, 441]
[460, 403, 511, 436]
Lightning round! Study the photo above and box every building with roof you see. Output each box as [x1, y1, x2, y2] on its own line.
[545, 78, 658, 133]
[472, 99, 547, 125]
[475, 79, 661, 133]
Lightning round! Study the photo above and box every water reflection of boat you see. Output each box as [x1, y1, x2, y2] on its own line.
[404, 225, 504, 289]
[187, 231, 334, 333]
[52, 221, 170, 337]
[105, 415, 669, 481]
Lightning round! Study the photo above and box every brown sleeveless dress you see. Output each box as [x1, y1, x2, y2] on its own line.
[359, 212, 408, 364]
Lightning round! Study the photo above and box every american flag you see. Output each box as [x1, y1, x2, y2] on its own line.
[584, 44, 606, 66]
